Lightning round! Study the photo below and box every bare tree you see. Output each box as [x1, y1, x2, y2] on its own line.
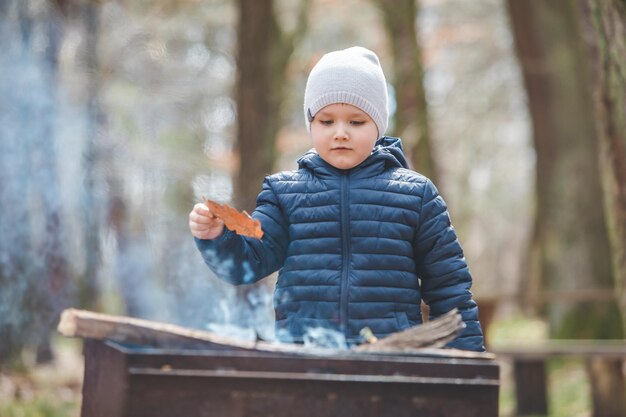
[580, 0, 626, 331]
[0, 1, 36, 365]
[234, 0, 310, 212]
[580, 3, 626, 414]
[374, 0, 437, 182]
[232, 0, 310, 333]
[79, 0, 104, 312]
[508, 1, 625, 415]
[0, 0, 74, 364]
[32, 0, 75, 364]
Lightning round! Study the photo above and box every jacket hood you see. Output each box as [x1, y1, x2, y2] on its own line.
[297, 136, 410, 175]
[373, 136, 410, 169]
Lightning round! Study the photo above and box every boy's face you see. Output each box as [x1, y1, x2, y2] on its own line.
[310, 103, 378, 170]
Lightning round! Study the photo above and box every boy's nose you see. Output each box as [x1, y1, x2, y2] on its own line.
[334, 123, 349, 140]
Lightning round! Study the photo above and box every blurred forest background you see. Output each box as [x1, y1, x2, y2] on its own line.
[0, 0, 625, 416]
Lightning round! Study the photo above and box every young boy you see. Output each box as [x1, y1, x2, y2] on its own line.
[189, 46, 484, 352]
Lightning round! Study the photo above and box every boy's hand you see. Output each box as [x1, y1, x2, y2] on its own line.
[189, 203, 225, 240]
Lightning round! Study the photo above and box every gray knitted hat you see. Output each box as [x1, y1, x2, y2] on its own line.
[304, 46, 388, 138]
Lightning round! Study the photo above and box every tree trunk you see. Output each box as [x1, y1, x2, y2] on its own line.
[586, 357, 626, 417]
[508, 1, 625, 415]
[234, 0, 310, 212]
[0, 0, 41, 366]
[80, 0, 103, 312]
[375, 0, 437, 182]
[33, 0, 73, 364]
[233, 0, 310, 333]
[580, 3, 626, 414]
[0, 0, 73, 364]
[234, 0, 276, 213]
[106, 169, 158, 319]
[580, 0, 626, 334]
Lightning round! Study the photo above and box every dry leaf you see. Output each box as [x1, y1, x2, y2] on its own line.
[202, 197, 264, 240]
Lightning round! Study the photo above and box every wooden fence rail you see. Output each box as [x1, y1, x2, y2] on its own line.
[492, 340, 626, 416]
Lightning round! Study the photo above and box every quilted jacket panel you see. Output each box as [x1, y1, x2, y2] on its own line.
[196, 137, 484, 351]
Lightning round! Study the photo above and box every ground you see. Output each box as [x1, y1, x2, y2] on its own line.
[0, 327, 594, 417]
[0, 337, 82, 417]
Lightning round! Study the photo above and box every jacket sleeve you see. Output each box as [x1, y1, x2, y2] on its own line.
[194, 177, 289, 285]
[414, 179, 485, 352]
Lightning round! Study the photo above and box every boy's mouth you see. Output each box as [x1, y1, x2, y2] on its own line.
[331, 147, 351, 151]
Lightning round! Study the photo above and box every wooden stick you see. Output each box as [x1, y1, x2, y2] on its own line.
[57, 308, 492, 359]
[57, 308, 257, 351]
[353, 309, 464, 353]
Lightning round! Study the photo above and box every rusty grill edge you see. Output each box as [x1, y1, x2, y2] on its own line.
[81, 339, 499, 417]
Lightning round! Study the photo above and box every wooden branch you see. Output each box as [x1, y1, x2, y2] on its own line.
[353, 309, 465, 353]
[58, 308, 492, 359]
[57, 308, 257, 351]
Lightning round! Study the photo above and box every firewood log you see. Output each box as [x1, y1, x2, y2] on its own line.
[57, 308, 491, 359]
[57, 308, 257, 350]
[353, 308, 465, 353]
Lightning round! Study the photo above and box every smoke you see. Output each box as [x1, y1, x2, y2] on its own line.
[0, 3, 273, 363]
[193, 173, 232, 205]
[0, 0, 74, 360]
[303, 327, 348, 350]
[0, 0, 285, 363]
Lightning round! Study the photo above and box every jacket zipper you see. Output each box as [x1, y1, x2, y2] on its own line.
[339, 172, 350, 336]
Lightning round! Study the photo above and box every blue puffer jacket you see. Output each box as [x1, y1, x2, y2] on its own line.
[195, 137, 484, 351]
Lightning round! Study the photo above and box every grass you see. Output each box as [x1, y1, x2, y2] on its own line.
[0, 336, 82, 417]
[0, 396, 78, 417]
[499, 358, 591, 417]
[490, 315, 592, 417]
[548, 358, 591, 417]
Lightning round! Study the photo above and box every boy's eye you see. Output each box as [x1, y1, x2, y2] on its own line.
[320, 119, 333, 125]
[350, 120, 365, 126]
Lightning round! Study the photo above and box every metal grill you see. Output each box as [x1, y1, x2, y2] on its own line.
[81, 339, 499, 417]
